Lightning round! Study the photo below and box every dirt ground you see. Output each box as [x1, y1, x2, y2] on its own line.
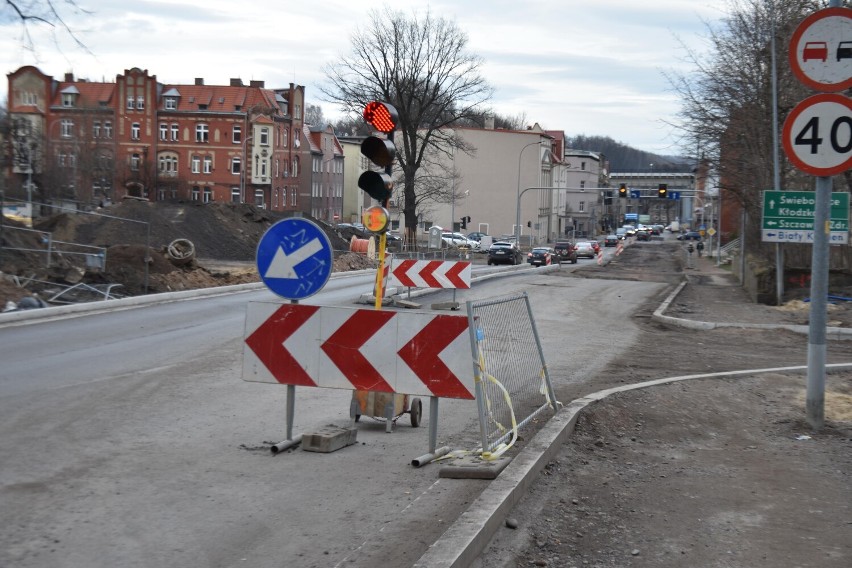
[475, 242, 852, 568]
[0, 201, 377, 307]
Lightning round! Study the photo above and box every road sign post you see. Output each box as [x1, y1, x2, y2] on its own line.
[786, 3, 851, 430]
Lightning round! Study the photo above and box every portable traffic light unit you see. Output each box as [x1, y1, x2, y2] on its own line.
[658, 183, 668, 198]
[359, 101, 399, 310]
[618, 183, 627, 198]
[359, 101, 399, 204]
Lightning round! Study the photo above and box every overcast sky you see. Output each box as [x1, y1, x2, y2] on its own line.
[1, 0, 730, 154]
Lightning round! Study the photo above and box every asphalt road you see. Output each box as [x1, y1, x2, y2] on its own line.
[0, 254, 664, 568]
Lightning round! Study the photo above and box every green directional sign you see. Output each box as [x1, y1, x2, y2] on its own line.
[762, 190, 849, 244]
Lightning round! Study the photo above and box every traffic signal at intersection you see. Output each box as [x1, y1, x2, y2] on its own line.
[359, 101, 399, 204]
[618, 183, 627, 198]
[658, 183, 668, 198]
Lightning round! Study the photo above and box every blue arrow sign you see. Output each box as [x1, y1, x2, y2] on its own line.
[630, 190, 641, 199]
[668, 191, 681, 200]
[256, 218, 333, 300]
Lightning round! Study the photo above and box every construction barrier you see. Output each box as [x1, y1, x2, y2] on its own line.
[467, 292, 558, 458]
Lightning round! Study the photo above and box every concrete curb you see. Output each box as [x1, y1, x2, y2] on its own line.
[652, 279, 852, 339]
[414, 362, 852, 568]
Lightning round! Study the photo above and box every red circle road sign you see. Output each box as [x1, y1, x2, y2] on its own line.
[782, 93, 852, 177]
[788, 7, 852, 92]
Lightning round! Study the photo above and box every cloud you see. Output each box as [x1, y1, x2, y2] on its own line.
[0, 0, 727, 153]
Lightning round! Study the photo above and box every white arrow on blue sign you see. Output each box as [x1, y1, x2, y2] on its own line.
[256, 218, 333, 300]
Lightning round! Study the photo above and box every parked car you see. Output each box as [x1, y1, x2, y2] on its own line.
[487, 241, 524, 265]
[604, 234, 619, 247]
[527, 247, 555, 266]
[442, 232, 478, 249]
[553, 240, 578, 264]
[574, 241, 597, 258]
[466, 231, 489, 243]
[677, 231, 703, 241]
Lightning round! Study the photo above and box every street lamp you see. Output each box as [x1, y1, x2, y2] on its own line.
[515, 140, 540, 243]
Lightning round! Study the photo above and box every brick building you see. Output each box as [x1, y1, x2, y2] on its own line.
[4, 65, 336, 217]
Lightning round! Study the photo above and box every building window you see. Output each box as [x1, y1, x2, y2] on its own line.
[579, 201, 585, 213]
[294, 129, 300, 147]
[131, 122, 140, 140]
[275, 159, 279, 177]
[232, 125, 241, 144]
[260, 127, 269, 146]
[104, 121, 112, 139]
[192, 186, 200, 201]
[283, 128, 289, 147]
[165, 97, 177, 110]
[93, 121, 101, 138]
[203, 187, 212, 203]
[171, 124, 179, 141]
[59, 119, 73, 138]
[260, 159, 267, 178]
[292, 157, 299, 177]
[195, 124, 209, 143]
[127, 95, 134, 110]
[580, 180, 585, 189]
[231, 158, 241, 175]
[231, 187, 241, 203]
[158, 155, 177, 175]
[131, 153, 141, 171]
[22, 91, 37, 105]
[62, 93, 75, 107]
[191, 156, 200, 174]
[291, 187, 297, 207]
[159, 123, 167, 141]
[136, 96, 145, 110]
[581, 161, 586, 170]
[203, 156, 212, 174]
[254, 189, 264, 207]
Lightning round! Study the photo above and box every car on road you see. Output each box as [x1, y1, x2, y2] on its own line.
[604, 234, 619, 247]
[487, 241, 524, 265]
[527, 247, 555, 266]
[635, 229, 651, 241]
[588, 240, 601, 254]
[574, 241, 597, 258]
[466, 231, 489, 243]
[553, 240, 578, 264]
[677, 231, 703, 241]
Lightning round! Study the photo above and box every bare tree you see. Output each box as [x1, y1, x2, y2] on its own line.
[321, 6, 493, 239]
[304, 104, 326, 127]
[666, 0, 848, 258]
[4, 0, 92, 52]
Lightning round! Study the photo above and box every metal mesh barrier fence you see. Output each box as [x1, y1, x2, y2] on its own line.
[466, 292, 557, 456]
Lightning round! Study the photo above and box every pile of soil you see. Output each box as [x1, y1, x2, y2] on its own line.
[0, 201, 376, 308]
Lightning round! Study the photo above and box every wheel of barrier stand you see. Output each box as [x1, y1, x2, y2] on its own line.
[410, 398, 423, 427]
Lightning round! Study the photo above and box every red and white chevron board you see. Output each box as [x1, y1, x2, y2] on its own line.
[242, 302, 475, 399]
[389, 259, 471, 289]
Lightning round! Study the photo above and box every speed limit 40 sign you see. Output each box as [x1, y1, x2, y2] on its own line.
[782, 93, 852, 177]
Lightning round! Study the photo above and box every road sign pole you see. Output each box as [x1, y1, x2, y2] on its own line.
[806, 176, 831, 429]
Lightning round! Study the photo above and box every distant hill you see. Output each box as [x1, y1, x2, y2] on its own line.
[566, 135, 693, 173]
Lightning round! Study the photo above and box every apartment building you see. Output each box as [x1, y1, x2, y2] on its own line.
[5, 65, 324, 216]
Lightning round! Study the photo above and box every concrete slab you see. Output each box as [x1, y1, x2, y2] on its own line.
[430, 301, 461, 311]
[438, 454, 512, 479]
[301, 425, 358, 453]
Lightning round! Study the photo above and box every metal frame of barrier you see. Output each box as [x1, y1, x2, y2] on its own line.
[466, 292, 558, 456]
